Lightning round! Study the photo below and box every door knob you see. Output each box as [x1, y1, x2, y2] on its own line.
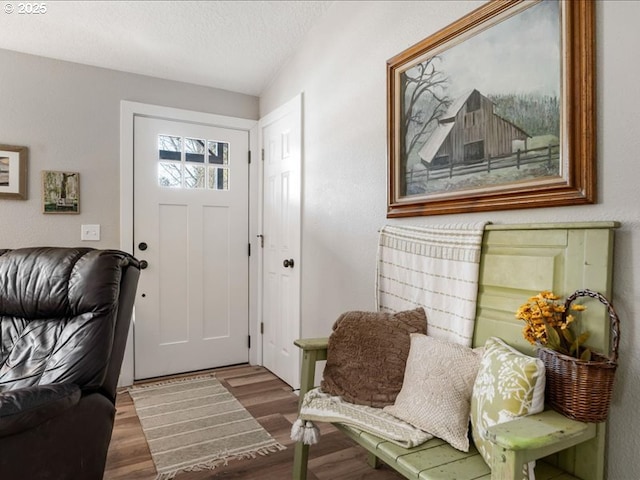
[283, 258, 294, 268]
[139, 260, 149, 270]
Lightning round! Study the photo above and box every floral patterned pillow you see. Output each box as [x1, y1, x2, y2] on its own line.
[470, 337, 546, 479]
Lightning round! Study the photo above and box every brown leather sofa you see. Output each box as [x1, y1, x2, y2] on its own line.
[0, 247, 140, 480]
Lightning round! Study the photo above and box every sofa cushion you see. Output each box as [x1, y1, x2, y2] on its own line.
[0, 248, 124, 319]
[0, 248, 132, 391]
[0, 383, 81, 437]
[321, 308, 426, 407]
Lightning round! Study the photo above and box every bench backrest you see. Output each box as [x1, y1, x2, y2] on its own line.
[473, 222, 618, 480]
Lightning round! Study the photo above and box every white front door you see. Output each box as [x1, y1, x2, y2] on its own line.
[134, 116, 249, 379]
[260, 95, 302, 389]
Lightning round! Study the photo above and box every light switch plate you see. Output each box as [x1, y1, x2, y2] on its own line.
[81, 224, 101, 241]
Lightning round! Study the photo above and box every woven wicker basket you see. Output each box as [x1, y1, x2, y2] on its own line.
[536, 289, 619, 423]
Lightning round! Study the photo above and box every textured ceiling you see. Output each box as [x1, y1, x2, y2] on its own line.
[0, 1, 333, 96]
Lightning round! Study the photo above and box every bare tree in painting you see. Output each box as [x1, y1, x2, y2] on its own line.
[402, 56, 452, 166]
[59, 173, 73, 202]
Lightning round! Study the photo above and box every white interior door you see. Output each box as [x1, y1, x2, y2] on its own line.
[260, 95, 302, 389]
[134, 116, 249, 379]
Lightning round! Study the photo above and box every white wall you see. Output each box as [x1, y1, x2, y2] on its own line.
[260, 1, 640, 478]
[0, 48, 258, 248]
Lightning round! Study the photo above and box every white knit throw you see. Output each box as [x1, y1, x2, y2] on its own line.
[376, 223, 487, 347]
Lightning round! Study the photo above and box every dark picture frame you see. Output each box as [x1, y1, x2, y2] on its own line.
[387, 0, 595, 217]
[0, 144, 28, 200]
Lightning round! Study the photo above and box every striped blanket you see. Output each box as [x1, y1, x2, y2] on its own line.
[376, 223, 487, 347]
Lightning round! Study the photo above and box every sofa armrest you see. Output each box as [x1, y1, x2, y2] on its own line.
[486, 410, 597, 479]
[0, 383, 81, 437]
[294, 337, 328, 407]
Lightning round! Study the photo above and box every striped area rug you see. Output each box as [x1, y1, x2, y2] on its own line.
[129, 375, 286, 480]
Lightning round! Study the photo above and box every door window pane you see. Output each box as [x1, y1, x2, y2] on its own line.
[158, 135, 181, 161]
[158, 135, 231, 190]
[208, 167, 229, 190]
[185, 138, 205, 163]
[208, 141, 229, 165]
[185, 165, 205, 189]
[158, 162, 182, 188]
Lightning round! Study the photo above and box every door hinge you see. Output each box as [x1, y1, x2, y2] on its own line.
[260, 322, 264, 334]
[248, 150, 251, 164]
[256, 234, 264, 248]
[248, 335, 251, 349]
[248, 243, 251, 256]
[261, 148, 265, 161]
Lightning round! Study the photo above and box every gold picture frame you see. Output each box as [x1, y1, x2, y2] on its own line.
[387, 0, 595, 217]
[0, 144, 28, 200]
[42, 171, 80, 214]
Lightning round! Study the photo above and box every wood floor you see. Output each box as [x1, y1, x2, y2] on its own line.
[104, 364, 404, 480]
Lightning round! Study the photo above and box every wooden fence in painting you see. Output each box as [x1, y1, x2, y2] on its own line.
[408, 144, 560, 186]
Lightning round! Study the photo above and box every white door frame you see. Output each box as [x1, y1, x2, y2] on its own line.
[119, 101, 258, 386]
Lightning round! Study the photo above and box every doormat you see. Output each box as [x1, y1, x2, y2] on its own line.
[129, 375, 286, 480]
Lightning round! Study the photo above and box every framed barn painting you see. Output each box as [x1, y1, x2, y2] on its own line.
[0, 144, 28, 200]
[42, 171, 80, 214]
[387, 0, 595, 217]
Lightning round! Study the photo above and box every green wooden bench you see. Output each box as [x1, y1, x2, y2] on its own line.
[293, 222, 618, 480]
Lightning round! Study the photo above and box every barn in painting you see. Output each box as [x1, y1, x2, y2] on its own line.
[418, 89, 529, 168]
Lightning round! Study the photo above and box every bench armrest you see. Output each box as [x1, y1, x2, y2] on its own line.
[294, 337, 328, 407]
[487, 410, 597, 479]
[293, 337, 329, 353]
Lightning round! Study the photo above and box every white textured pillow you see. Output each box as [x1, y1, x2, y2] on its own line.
[470, 337, 546, 479]
[384, 334, 481, 452]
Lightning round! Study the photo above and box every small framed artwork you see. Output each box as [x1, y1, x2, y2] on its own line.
[42, 171, 80, 214]
[387, 0, 595, 217]
[0, 144, 28, 200]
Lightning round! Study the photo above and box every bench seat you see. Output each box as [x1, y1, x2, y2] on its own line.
[337, 424, 586, 480]
[337, 411, 595, 480]
[294, 337, 596, 480]
[292, 222, 618, 480]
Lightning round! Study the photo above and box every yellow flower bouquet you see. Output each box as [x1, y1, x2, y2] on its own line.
[516, 289, 620, 423]
[516, 290, 591, 360]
